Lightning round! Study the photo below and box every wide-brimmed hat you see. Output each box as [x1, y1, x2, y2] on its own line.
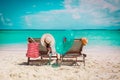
[41, 33, 55, 47]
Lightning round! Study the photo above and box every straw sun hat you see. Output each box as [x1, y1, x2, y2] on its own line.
[41, 33, 55, 47]
[81, 38, 88, 45]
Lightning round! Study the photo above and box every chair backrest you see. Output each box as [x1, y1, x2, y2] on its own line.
[33, 38, 47, 52]
[33, 38, 83, 55]
[66, 39, 83, 54]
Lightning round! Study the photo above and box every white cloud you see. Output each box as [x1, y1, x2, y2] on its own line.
[22, 0, 120, 29]
[1, 15, 5, 24]
[84, 0, 117, 11]
[23, 10, 75, 29]
[24, 16, 32, 26]
[100, 0, 118, 12]
[92, 16, 119, 27]
[105, 0, 120, 7]
[0, 14, 13, 26]
[64, 0, 72, 9]
[72, 13, 80, 19]
[64, 0, 119, 12]
[63, 0, 120, 26]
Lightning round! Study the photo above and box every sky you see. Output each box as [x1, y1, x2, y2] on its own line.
[0, 0, 120, 29]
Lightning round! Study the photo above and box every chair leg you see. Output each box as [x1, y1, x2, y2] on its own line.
[61, 56, 63, 62]
[83, 56, 85, 66]
[75, 57, 77, 65]
[48, 55, 51, 65]
[82, 54, 86, 66]
[27, 57, 30, 65]
[41, 56, 43, 59]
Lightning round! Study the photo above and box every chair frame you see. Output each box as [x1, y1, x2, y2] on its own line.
[26, 38, 87, 66]
[27, 38, 58, 65]
[61, 39, 87, 66]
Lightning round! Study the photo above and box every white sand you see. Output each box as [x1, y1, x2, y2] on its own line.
[0, 44, 120, 80]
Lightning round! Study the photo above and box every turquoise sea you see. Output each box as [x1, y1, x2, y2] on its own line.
[0, 29, 120, 54]
[0, 29, 120, 46]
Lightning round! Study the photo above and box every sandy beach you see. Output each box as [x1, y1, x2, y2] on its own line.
[0, 44, 120, 80]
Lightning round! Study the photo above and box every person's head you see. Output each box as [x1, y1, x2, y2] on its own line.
[63, 37, 67, 42]
[41, 33, 55, 48]
[44, 37, 52, 44]
[28, 37, 33, 43]
[44, 37, 52, 48]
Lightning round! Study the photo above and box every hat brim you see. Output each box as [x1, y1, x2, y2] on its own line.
[41, 33, 55, 47]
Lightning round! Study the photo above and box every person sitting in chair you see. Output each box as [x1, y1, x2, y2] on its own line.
[41, 33, 61, 65]
[41, 34, 55, 55]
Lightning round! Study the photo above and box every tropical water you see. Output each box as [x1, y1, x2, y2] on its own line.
[0, 29, 120, 46]
[0, 29, 120, 54]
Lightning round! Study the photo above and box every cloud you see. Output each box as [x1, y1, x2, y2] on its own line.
[23, 10, 78, 29]
[105, 0, 120, 7]
[72, 13, 80, 19]
[24, 16, 32, 26]
[63, 0, 120, 27]
[0, 14, 13, 26]
[63, 0, 120, 15]
[22, 0, 120, 29]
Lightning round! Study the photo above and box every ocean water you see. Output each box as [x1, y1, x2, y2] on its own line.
[0, 29, 120, 46]
[0, 29, 120, 54]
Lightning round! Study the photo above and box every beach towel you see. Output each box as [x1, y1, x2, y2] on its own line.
[26, 42, 39, 58]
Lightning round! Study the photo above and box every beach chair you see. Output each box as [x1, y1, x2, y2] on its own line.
[26, 38, 41, 65]
[26, 38, 58, 65]
[61, 39, 87, 66]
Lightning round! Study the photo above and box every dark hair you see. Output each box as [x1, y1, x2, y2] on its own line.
[28, 37, 33, 43]
[44, 40, 50, 48]
[63, 37, 67, 42]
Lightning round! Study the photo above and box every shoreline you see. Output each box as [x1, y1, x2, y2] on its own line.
[0, 43, 120, 52]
